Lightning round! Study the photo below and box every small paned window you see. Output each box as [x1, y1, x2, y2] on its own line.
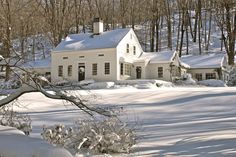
[125, 64, 131, 75]
[126, 44, 129, 53]
[133, 46, 136, 55]
[206, 73, 216, 79]
[68, 65, 72, 76]
[158, 67, 163, 78]
[92, 63, 98, 75]
[120, 63, 124, 75]
[105, 62, 110, 75]
[58, 66, 63, 77]
[195, 73, 202, 81]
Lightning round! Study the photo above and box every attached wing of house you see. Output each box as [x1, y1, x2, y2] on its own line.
[181, 53, 227, 69]
[181, 53, 229, 81]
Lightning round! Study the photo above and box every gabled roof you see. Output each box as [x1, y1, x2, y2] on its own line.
[53, 28, 132, 52]
[136, 50, 176, 63]
[181, 53, 227, 69]
[21, 58, 51, 69]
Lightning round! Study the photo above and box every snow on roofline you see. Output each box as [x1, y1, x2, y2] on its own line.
[21, 58, 51, 69]
[53, 28, 132, 52]
[138, 50, 177, 63]
[181, 53, 227, 69]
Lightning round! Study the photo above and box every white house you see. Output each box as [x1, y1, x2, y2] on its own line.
[133, 50, 187, 81]
[51, 18, 184, 83]
[181, 53, 230, 81]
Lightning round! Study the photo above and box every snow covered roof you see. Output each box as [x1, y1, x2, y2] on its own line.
[53, 28, 132, 52]
[21, 58, 51, 69]
[137, 50, 176, 63]
[181, 53, 226, 69]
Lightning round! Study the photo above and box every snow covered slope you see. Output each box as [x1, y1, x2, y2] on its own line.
[13, 87, 236, 156]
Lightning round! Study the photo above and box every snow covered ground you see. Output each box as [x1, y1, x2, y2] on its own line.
[9, 86, 236, 156]
[0, 125, 73, 157]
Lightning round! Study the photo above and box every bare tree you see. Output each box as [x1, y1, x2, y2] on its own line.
[36, 0, 74, 46]
[215, 0, 236, 66]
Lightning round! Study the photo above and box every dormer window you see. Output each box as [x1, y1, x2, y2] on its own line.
[126, 44, 129, 53]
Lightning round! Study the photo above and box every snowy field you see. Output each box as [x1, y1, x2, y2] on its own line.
[5, 87, 236, 156]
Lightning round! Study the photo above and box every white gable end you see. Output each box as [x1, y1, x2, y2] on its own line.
[116, 29, 143, 60]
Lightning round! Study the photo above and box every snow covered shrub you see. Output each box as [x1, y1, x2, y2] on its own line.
[0, 103, 32, 135]
[41, 124, 73, 147]
[198, 79, 227, 87]
[175, 73, 197, 86]
[41, 117, 136, 154]
[0, 78, 21, 89]
[71, 117, 136, 154]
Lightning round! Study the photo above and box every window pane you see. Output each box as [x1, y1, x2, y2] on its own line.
[105, 63, 110, 75]
[158, 67, 163, 78]
[68, 65, 72, 76]
[120, 63, 123, 75]
[58, 66, 63, 77]
[133, 46, 136, 55]
[92, 63, 97, 75]
[126, 44, 129, 53]
[206, 73, 216, 79]
[195, 73, 202, 81]
[125, 64, 131, 75]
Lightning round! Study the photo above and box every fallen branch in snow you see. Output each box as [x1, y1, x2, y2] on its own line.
[0, 76, 112, 117]
[0, 54, 112, 116]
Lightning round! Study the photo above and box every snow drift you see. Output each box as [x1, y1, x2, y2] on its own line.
[0, 125, 73, 157]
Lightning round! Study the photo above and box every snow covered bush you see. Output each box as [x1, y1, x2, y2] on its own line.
[41, 124, 73, 147]
[41, 117, 136, 154]
[0, 78, 21, 89]
[0, 103, 32, 135]
[198, 79, 227, 87]
[71, 117, 136, 154]
[175, 73, 197, 86]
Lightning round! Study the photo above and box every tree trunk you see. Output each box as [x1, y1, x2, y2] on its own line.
[205, 8, 212, 51]
[166, 0, 172, 50]
[198, 0, 202, 55]
[193, 7, 199, 42]
[179, 12, 185, 57]
[150, 20, 155, 52]
[156, 18, 160, 52]
[176, 11, 181, 51]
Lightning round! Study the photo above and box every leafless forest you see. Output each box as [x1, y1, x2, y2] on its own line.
[0, 0, 236, 67]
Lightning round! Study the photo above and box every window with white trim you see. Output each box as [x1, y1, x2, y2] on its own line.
[206, 73, 216, 79]
[158, 67, 163, 78]
[126, 44, 129, 53]
[133, 46, 136, 55]
[92, 63, 97, 75]
[58, 66, 63, 77]
[104, 62, 110, 75]
[125, 64, 131, 75]
[120, 63, 124, 75]
[68, 65, 72, 76]
[195, 73, 202, 81]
